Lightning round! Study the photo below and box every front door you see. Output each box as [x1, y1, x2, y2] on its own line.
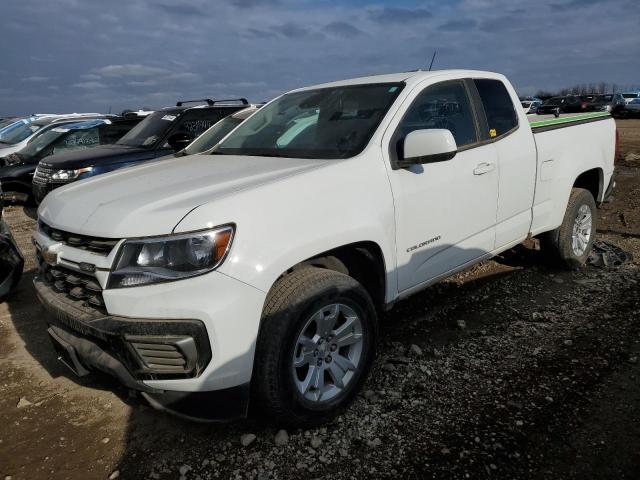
[383, 79, 500, 292]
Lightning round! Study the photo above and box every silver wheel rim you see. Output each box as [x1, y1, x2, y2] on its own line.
[572, 204, 593, 256]
[292, 303, 364, 403]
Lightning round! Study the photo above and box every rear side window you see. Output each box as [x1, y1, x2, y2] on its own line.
[99, 121, 138, 144]
[396, 80, 478, 150]
[474, 79, 518, 138]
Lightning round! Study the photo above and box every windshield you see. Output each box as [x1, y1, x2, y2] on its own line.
[117, 110, 178, 148]
[0, 119, 16, 130]
[0, 120, 41, 145]
[19, 127, 68, 157]
[185, 116, 243, 155]
[215, 83, 404, 159]
[622, 93, 638, 99]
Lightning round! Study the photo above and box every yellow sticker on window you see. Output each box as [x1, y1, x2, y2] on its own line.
[489, 128, 497, 138]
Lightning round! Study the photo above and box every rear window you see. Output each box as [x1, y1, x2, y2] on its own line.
[623, 93, 638, 99]
[474, 79, 518, 138]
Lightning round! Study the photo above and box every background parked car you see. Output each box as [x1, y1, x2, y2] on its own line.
[521, 100, 541, 114]
[622, 91, 640, 104]
[32, 99, 250, 203]
[1, 116, 143, 203]
[0, 113, 104, 157]
[172, 105, 261, 158]
[536, 95, 584, 114]
[625, 97, 640, 117]
[585, 93, 626, 116]
[0, 183, 23, 301]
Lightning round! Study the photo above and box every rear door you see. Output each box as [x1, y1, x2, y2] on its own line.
[473, 78, 536, 248]
[383, 79, 500, 292]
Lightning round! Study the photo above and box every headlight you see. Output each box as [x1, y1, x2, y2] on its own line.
[107, 225, 235, 288]
[51, 167, 93, 180]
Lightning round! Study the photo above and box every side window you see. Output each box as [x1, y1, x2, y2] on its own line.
[474, 79, 518, 138]
[52, 128, 100, 154]
[396, 81, 478, 152]
[99, 121, 137, 144]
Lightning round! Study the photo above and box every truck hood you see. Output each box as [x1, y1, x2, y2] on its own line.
[41, 144, 158, 169]
[38, 154, 327, 237]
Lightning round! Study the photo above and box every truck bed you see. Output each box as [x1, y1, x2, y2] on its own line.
[528, 111, 610, 133]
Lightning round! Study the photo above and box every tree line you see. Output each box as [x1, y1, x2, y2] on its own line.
[534, 83, 640, 99]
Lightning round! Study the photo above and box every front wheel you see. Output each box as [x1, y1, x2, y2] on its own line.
[252, 267, 377, 427]
[541, 187, 597, 269]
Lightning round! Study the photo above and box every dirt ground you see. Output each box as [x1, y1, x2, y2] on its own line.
[1, 120, 639, 480]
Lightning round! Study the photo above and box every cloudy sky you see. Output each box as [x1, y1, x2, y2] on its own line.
[1, 0, 638, 115]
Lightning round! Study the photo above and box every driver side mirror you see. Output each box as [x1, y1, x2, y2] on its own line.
[396, 129, 457, 169]
[167, 132, 193, 151]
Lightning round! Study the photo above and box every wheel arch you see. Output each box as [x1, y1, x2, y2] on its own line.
[573, 167, 604, 203]
[268, 241, 388, 312]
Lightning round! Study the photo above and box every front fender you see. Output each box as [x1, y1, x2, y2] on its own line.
[173, 150, 399, 303]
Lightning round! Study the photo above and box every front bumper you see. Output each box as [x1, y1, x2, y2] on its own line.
[35, 275, 212, 384]
[33, 222, 267, 420]
[35, 274, 257, 420]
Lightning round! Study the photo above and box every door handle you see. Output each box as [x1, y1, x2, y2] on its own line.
[473, 162, 495, 175]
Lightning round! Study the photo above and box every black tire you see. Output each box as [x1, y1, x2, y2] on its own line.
[252, 266, 377, 427]
[541, 187, 597, 269]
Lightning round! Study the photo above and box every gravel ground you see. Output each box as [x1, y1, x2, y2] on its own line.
[1, 120, 639, 480]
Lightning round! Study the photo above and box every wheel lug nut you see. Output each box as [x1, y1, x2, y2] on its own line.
[316, 359, 323, 366]
[330, 344, 337, 351]
[325, 355, 332, 363]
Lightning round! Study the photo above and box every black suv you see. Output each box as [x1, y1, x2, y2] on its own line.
[32, 99, 249, 204]
[1, 116, 142, 203]
[585, 93, 626, 116]
[536, 95, 584, 115]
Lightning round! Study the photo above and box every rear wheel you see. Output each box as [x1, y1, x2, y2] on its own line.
[541, 187, 597, 269]
[252, 267, 377, 427]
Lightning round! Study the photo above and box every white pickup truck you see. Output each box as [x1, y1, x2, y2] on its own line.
[33, 70, 616, 426]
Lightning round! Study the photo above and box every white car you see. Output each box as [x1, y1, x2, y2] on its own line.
[34, 70, 616, 425]
[0, 113, 103, 157]
[626, 97, 640, 115]
[521, 100, 542, 114]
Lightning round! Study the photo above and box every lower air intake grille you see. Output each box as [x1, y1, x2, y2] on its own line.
[129, 337, 198, 375]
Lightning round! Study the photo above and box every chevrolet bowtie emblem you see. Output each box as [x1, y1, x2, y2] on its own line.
[41, 246, 59, 265]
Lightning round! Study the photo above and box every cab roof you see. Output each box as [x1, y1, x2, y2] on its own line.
[294, 69, 506, 92]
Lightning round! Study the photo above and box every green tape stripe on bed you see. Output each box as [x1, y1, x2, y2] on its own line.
[530, 112, 610, 128]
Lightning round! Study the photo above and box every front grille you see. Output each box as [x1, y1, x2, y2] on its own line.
[38, 256, 106, 314]
[39, 220, 119, 255]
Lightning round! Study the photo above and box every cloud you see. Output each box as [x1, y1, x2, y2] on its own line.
[72, 81, 108, 89]
[80, 73, 101, 81]
[23, 75, 49, 82]
[0, 0, 637, 116]
[438, 19, 477, 31]
[154, 3, 205, 16]
[324, 21, 364, 38]
[92, 64, 168, 77]
[368, 7, 432, 24]
[275, 22, 311, 39]
[231, 0, 279, 7]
